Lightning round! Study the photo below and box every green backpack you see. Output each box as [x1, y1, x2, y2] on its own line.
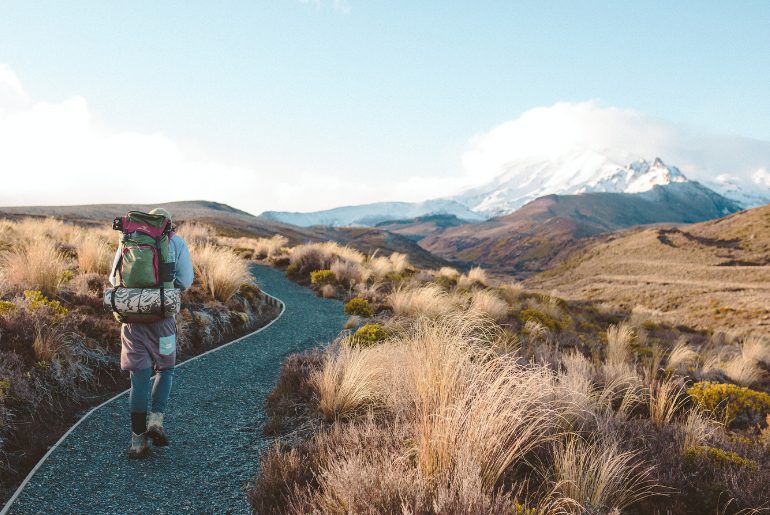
[111, 211, 176, 319]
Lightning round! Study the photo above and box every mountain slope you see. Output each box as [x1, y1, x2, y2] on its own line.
[260, 199, 485, 227]
[374, 214, 471, 241]
[527, 203, 770, 335]
[422, 182, 742, 275]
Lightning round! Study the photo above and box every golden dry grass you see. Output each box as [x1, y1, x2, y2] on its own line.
[312, 342, 386, 422]
[469, 289, 510, 321]
[190, 243, 252, 301]
[648, 378, 688, 427]
[386, 284, 460, 318]
[0, 237, 68, 296]
[74, 233, 113, 274]
[176, 223, 216, 247]
[253, 234, 289, 259]
[606, 322, 634, 366]
[551, 436, 658, 511]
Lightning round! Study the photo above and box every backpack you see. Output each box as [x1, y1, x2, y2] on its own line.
[109, 211, 177, 321]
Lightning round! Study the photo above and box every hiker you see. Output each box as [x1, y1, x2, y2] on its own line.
[108, 208, 194, 459]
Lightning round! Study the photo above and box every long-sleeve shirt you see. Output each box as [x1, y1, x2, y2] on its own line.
[109, 234, 194, 290]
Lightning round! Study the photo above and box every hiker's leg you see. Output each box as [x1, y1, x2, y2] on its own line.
[129, 367, 153, 434]
[151, 367, 174, 413]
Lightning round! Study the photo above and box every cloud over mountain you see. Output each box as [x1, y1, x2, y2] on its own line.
[460, 101, 770, 206]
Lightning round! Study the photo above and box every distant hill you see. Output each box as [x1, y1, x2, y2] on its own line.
[260, 199, 485, 227]
[526, 203, 770, 336]
[374, 214, 471, 241]
[421, 182, 742, 275]
[0, 200, 450, 269]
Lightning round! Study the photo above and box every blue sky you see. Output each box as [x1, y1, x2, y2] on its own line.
[0, 1, 769, 213]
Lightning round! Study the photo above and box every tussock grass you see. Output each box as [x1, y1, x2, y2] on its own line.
[0, 238, 68, 296]
[648, 378, 688, 426]
[606, 322, 634, 366]
[722, 353, 765, 387]
[457, 265, 489, 288]
[387, 284, 460, 318]
[176, 223, 215, 247]
[190, 243, 252, 301]
[311, 341, 385, 422]
[74, 233, 113, 274]
[740, 336, 770, 366]
[551, 436, 658, 511]
[330, 259, 363, 286]
[667, 338, 698, 373]
[254, 234, 288, 259]
[469, 289, 509, 321]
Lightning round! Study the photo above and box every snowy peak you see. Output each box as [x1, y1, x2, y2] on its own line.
[582, 158, 688, 194]
[453, 155, 697, 216]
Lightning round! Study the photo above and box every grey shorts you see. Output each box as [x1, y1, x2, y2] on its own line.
[120, 317, 177, 371]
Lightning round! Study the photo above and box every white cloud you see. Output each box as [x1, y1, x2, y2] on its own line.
[460, 101, 770, 196]
[0, 64, 451, 214]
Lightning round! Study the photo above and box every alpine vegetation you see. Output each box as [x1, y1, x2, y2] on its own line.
[0, 216, 280, 502]
[249, 242, 770, 514]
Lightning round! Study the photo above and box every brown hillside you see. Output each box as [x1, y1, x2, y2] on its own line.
[527, 204, 770, 335]
[421, 184, 741, 276]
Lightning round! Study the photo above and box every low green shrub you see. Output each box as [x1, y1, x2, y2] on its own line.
[344, 297, 374, 318]
[23, 290, 68, 317]
[0, 300, 15, 317]
[518, 308, 562, 332]
[683, 445, 758, 471]
[352, 324, 386, 347]
[285, 263, 301, 279]
[310, 269, 336, 287]
[688, 381, 770, 428]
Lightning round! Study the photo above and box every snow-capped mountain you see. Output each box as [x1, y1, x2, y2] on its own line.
[260, 199, 485, 227]
[453, 155, 715, 216]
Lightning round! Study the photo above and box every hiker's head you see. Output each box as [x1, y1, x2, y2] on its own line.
[149, 207, 172, 221]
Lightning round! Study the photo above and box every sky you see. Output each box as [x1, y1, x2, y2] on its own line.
[0, 1, 769, 214]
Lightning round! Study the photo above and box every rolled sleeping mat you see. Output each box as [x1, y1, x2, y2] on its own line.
[103, 287, 181, 323]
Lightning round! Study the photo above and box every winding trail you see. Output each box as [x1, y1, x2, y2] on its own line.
[4, 265, 347, 514]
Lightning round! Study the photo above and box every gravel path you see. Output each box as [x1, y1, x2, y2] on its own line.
[4, 265, 347, 514]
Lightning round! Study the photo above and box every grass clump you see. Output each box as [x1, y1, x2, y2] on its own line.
[344, 297, 373, 318]
[0, 238, 68, 297]
[688, 381, 770, 428]
[74, 232, 112, 274]
[190, 243, 253, 301]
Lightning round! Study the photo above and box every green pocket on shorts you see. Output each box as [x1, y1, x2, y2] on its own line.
[159, 334, 176, 356]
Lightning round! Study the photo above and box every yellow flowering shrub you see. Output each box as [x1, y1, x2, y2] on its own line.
[0, 300, 15, 317]
[344, 297, 374, 318]
[352, 323, 386, 347]
[688, 381, 770, 427]
[310, 269, 336, 287]
[683, 445, 758, 471]
[23, 290, 68, 317]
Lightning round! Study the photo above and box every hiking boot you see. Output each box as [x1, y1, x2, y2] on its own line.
[128, 432, 150, 459]
[147, 412, 170, 447]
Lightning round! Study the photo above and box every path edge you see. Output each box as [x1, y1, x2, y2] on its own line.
[1, 286, 286, 514]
